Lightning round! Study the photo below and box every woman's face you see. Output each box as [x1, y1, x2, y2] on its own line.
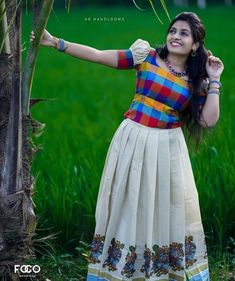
[166, 20, 198, 57]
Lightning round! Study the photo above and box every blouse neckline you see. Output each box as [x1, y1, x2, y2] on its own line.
[151, 49, 192, 84]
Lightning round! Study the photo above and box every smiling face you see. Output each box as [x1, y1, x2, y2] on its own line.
[166, 20, 198, 57]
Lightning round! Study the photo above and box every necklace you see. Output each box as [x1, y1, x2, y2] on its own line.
[164, 58, 188, 77]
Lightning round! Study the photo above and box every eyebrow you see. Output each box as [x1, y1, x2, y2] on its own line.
[170, 27, 191, 33]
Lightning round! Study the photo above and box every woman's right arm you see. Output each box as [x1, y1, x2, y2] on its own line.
[31, 30, 120, 68]
[59, 41, 118, 68]
[30, 30, 151, 69]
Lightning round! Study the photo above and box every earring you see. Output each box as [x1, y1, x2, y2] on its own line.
[191, 49, 196, 57]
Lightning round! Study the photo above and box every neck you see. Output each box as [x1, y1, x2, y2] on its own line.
[166, 53, 188, 70]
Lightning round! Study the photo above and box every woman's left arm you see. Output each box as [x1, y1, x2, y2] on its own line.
[198, 51, 224, 128]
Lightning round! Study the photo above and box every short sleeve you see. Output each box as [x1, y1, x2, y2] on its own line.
[117, 39, 151, 69]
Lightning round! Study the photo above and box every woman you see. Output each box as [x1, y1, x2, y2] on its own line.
[31, 12, 224, 281]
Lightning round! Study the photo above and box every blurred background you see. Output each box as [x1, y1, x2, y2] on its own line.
[22, 1, 235, 280]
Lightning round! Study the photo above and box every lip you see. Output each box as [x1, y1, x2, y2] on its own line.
[170, 41, 182, 47]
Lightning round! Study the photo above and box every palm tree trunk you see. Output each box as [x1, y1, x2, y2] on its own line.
[0, 1, 27, 280]
[0, 0, 44, 279]
[0, 0, 10, 54]
[21, 0, 55, 115]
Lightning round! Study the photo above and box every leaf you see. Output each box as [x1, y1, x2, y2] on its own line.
[148, 0, 163, 24]
[30, 118, 46, 138]
[131, 0, 172, 24]
[65, 0, 71, 14]
[30, 97, 57, 108]
[152, 244, 159, 251]
[129, 245, 136, 251]
[131, 0, 145, 11]
[160, 0, 171, 22]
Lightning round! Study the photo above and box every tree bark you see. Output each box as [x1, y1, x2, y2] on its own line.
[0, 0, 55, 279]
[0, 1, 37, 280]
[0, 0, 10, 54]
[21, 0, 55, 115]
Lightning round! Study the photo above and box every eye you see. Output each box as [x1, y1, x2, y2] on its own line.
[181, 31, 189, 36]
[169, 29, 176, 34]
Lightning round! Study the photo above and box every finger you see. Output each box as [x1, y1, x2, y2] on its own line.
[209, 57, 217, 63]
[207, 50, 212, 57]
[210, 58, 221, 64]
[208, 57, 213, 65]
[210, 56, 218, 60]
[209, 56, 220, 63]
[30, 36, 35, 43]
[210, 61, 222, 69]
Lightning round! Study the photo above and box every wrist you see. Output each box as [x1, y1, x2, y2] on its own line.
[51, 36, 59, 49]
[209, 77, 220, 82]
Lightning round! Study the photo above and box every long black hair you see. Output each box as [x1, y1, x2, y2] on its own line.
[157, 12, 209, 147]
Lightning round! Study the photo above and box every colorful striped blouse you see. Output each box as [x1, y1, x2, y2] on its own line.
[117, 47, 207, 129]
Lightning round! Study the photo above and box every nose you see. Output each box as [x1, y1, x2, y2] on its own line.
[171, 32, 180, 40]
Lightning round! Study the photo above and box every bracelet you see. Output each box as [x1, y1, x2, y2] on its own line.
[208, 80, 222, 88]
[207, 89, 220, 96]
[57, 38, 68, 52]
[208, 86, 220, 90]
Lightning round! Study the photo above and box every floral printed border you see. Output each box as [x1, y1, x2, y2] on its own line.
[89, 235, 199, 277]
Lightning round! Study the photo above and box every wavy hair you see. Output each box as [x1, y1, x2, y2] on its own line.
[156, 12, 209, 148]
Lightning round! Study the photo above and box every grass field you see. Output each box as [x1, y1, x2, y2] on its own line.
[22, 4, 235, 280]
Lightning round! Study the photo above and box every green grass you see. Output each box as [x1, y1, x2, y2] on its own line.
[22, 5, 235, 279]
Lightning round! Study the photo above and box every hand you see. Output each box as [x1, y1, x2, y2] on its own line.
[30, 29, 58, 48]
[206, 50, 224, 80]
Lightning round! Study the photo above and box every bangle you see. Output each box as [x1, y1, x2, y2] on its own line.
[57, 38, 68, 52]
[208, 80, 222, 88]
[207, 89, 220, 96]
[209, 86, 220, 90]
[52, 36, 58, 49]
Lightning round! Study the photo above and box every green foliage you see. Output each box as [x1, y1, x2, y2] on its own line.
[131, 0, 171, 24]
[28, 250, 88, 280]
[209, 250, 235, 280]
[22, 5, 235, 262]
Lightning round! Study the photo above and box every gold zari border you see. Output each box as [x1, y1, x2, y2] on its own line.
[88, 268, 185, 281]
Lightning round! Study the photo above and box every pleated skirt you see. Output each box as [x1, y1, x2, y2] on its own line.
[87, 118, 210, 281]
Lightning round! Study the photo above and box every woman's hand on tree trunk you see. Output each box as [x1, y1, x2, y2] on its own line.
[30, 29, 58, 49]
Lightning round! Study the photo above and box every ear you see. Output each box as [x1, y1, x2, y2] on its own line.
[192, 42, 200, 51]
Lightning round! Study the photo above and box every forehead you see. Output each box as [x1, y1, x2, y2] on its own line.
[171, 20, 191, 31]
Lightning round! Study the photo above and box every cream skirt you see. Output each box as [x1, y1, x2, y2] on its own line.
[87, 118, 209, 281]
